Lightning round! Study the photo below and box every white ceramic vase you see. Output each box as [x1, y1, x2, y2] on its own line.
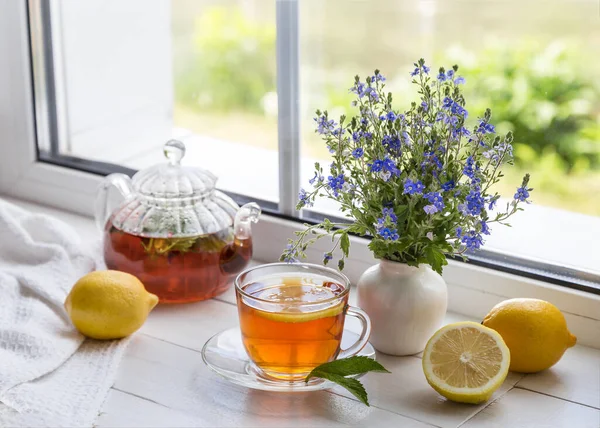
[357, 259, 448, 356]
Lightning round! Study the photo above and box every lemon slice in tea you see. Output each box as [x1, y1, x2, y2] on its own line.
[422, 321, 510, 404]
[246, 282, 346, 323]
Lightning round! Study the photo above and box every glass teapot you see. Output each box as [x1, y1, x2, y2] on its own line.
[94, 140, 261, 303]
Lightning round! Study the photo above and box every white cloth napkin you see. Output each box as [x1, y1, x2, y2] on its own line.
[0, 199, 129, 427]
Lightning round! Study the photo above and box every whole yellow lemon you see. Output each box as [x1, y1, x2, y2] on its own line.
[482, 298, 576, 373]
[64, 270, 159, 340]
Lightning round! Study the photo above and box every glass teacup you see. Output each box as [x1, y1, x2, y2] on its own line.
[235, 263, 371, 381]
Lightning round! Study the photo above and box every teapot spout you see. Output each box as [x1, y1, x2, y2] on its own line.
[233, 202, 261, 240]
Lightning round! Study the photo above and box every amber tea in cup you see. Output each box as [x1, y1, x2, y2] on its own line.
[235, 263, 371, 380]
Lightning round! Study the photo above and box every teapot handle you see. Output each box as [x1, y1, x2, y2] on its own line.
[233, 202, 261, 240]
[94, 173, 134, 231]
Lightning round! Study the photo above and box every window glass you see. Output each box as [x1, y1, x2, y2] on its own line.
[39, 0, 278, 202]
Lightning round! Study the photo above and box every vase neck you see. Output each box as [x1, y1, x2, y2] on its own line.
[379, 259, 420, 276]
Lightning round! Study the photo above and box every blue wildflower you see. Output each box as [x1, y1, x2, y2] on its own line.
[382, 207, 398, 223]
[315, 115, 336, 135]
[351, 147, 364, 159]
[283, 243, 299, 263]
[441, 180, 455, 192]
[386, 111, 397, 121]
[350, 82, 366, 98]
[446, 69, 455, 79]
[442, 97, 453, 109]
[308, 172, 323, 185]
[400, 131, 410, 145]
[454, 76, 466, 85]
[370, 157, 400, 177]
[445, 115, 459, 127]
[351, 131, 362, 142]
[478, 120, 496, 134]
[410, 63, 430, 76]
[424, 152, 443, 170]
[480, 221, 491, 235]
[463, 156, 478, 179]
[378, 227, 400, 241]
[382, 135, 401, 155]
[403, 178, 425, 195]
[372, 73, 386, 82]
[421, 101, 429, 112]
[327, 174, 345, 197]
[424, 192, 445, 211]
[369, 159, 384, 173]
[437, 71, 447, 82]
[450, 102, 468, 118]
[364, 86, 379, 101]
[323, 253, 333, 262]
[424, 205, 439, 215]
[460, 230, 484, 250]
[363, 132, 373, 140]
[487, 196, 498, 210]
[381, 157, 401, 176]
[514, 186, 530, 202]
[465, 188, 485, 216]
[298, 188, 312, 208]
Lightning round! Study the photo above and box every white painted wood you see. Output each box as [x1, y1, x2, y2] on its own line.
[516, 345, 600, 409]
[111, 334, 432, 428]
[461, 388, 600, 428]
[97, 389, 207, 428]
[140, 298, 239, 352]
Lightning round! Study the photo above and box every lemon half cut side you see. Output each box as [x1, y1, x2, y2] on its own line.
[422, 321, 510, 404]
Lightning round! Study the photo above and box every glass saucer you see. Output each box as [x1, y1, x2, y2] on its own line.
[201, 326, 376, 392]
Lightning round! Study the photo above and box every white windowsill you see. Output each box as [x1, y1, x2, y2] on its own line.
[4, 194, 599, 350]
[2, 195, 599, 427]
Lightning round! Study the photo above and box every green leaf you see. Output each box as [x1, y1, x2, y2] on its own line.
[308, 372, 370, 406]
[340, 233, 350, 257]
[305, 356, 391, 406]
[306, 356, 390, 377]
[425, 246, 448, 275]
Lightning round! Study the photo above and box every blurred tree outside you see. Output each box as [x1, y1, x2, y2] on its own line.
[175, 6, 276, 113]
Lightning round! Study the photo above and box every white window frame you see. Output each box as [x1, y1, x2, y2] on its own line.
[1, 0, 599, 347]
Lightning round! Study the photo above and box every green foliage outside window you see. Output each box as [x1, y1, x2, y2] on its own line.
[175, 6, 276, 113]
[443, 40, 600, 173]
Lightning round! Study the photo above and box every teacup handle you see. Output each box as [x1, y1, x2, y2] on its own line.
[338, 306, 372, 359]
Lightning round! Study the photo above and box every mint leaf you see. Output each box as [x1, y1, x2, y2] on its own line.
[305, 356, 390, 407]
[306, 356, 390, 377]
[309, 372, 370, 406]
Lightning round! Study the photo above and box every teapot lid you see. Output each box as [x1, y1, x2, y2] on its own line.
[132, 140, 216, 199]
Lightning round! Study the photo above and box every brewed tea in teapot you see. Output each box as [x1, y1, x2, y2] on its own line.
[95, 140, 261, 303]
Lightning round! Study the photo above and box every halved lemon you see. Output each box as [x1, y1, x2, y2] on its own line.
[422, 321, 510, 404]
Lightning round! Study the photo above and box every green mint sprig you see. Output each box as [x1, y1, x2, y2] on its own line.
[305, 356, 390, 406]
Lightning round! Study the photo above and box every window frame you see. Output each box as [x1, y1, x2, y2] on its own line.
[1, 0, 599, 342]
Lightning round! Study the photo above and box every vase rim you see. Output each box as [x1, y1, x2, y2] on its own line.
[379, 258, 420, 273]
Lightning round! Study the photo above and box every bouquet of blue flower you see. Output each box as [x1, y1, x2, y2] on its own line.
[281, 59, 532, 274]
